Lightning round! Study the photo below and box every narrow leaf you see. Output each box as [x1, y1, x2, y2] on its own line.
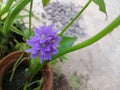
[10, 25, 24, 36]
[92, 0, 107, 15]
[3, 0, 31, 35]
[53, 36, 77, 59]
[42, 0, 50, 7]
[33, 78, 44, 90]
[0, 0, 14, 17]
[29, 57, 41, 81]
[53, 16, 120, 60]
[58, 36, 77, 52]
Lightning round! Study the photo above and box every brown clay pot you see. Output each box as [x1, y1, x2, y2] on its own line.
[0, 51, 52, 90]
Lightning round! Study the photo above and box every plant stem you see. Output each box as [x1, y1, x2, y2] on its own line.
[10, 25, 24, 36]
[29, 0, 33, 37]
[9, 53, 24, 81]
[59, 0, 92, 35]
[0, 0, 14, 18]
[27, 79, 41, 87]
[53, 15, 120, 59]
[24, 8, 42, 23]
[23, 80, 28, 90]
[3, 0, 31, 35]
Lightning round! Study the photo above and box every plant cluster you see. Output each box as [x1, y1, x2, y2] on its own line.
[0, 0, 120, 89]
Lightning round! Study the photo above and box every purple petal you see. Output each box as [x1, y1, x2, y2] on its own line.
[51, 49, 58, 54]
[31, 54, 38, 58]
[25, 49, 32, 53]
[25, 24, 61, 64]
[34, 28, 42, 36]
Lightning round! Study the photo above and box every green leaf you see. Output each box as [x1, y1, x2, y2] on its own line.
[42, 0, 50, 7]
[16, 15, 29, 19]
[69, 75, 80, 88]
[58, 36, 77, 52]
[33, 78, 44, 90]
[53, 36, 77, 59]
[92, 0, 107, 15]
[56, 15, 120, 59]
[49, 59, 58, 67]
[3, 0, 31, 35]
[23, 29, 34, 40]
[0, 0, 14, 18]
[59, 55, 68, 62]
[23, 82, 28, 90]
[15, 42, 28, 50]
[29, 57, 42, 80]
[10, 25, 24, 36]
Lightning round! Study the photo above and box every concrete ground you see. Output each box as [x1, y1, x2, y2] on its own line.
[55, 0, 120, 90]
[27, 0, 120, 90]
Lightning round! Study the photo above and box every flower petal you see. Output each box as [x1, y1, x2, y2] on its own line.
[25, 24, 61, 64]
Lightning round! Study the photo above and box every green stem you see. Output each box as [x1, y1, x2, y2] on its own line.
[53, 15, 120, 59]
[59, 0, 92, 35]
[0, 0, 14, 18]
[29, 60, 47, 82]
[3, 0, 31, 35]
[9, 53, 24, 81]
[24, 8, 42, 23]
[10, 25, 24, 36]
[29, 0, 33, 37]
[9, 57, 28, 81]
[23, 80, 28, 90]
[27, 80, 41, 87]
[0, 1, 2, 10]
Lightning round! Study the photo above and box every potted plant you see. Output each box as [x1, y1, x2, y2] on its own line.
[0, 0, 120, 90]
[0, 51, 52, 90]
[0, 0, 27, 59]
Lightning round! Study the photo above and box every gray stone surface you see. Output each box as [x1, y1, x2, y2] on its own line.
[55, 0, 120, 90]
[43, 1, 85, 38]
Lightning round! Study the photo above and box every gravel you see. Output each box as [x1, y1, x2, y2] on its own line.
[42, 1, 86, 38]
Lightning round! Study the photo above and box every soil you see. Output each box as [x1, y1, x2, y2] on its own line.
[2, 61, 41, 90]
[2, 61, 71, 90]
[52, 72, 71, 90]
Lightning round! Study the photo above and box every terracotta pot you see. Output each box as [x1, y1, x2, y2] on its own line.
[0, 51, 52, 90]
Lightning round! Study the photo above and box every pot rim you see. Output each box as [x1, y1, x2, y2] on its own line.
[0, 51, 52, 90]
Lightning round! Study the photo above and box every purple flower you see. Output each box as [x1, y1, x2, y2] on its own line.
[25, 24, 61, 63]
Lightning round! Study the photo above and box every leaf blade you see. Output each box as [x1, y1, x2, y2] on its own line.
[58, 36, 77, 52]
[92, 0, 107, 15]
[42, 0, 50, 7]
[53, 36, 77, 59]
[3, 0, 31, 35]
